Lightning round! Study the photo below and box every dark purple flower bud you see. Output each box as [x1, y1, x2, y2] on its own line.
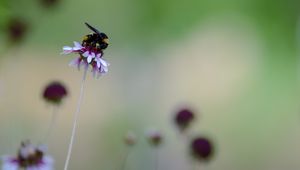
[40, 0, 60, 8]
[43, 82, 67, 104]
[6, 18, 28, 44]
[175, 108, 195, 131]
[191, 137, 214, 161]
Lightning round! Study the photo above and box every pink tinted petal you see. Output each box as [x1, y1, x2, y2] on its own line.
[82, 51, 89, 58]
[91, 52, 96, 58]
[96, 53, 102, 58]
[94, 58, 101, 68]
[63, 46, 72, 51]
[87, 55, 93, 63]
[2, 156, 19, 170]
[73, 41, 82, 50]
[100, 67, 105, 73]
[87, 53, 96, 63]
[69, 58, 80, 67]
[62, 46, 73, 54]
[69, 58, 82, 70]
[99, 58, 108, 67]
[42, 156, 54, 166]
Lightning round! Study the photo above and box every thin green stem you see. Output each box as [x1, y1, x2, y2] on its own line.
[119, 149, 130, 170]
[63, 68, 88, 170]
[154, 148, 159, 170]
[44, 105, 58, 143]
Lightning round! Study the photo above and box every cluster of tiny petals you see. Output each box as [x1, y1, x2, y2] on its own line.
[2, 141, 54, 170]
[124, 131, 137, 146]
[62, 41, 109, 77]
[145, 128, 163, 146]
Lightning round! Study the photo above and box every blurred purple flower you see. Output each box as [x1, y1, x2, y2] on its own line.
[191, 137, 214, 161]
[145, 128, 163, 146]
[40, 0, 59, 8]
[6, 18, 28, 44]
[2, 141, 54, 170]
[43, 81, 67, 104]
[175, 108, 195, 131]
[124, 131, 137, 146]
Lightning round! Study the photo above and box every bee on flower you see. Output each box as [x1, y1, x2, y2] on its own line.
[2, 141, 54, 170]
[62, 22, 110, 78]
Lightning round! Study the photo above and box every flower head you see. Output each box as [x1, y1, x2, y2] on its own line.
[40, 0, 59, 8]
[124, 131, 137, 146]
[145, 128, 163, 146]
[62, 23, 110, 78]
[43, 81, 68, 104]
[190, 137, 214, 161]
[174, 108, 195, 131]
[6, 17, 28, 44]
[2, 141, 54, 170]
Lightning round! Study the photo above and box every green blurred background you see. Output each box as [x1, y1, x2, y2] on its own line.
[0, 0, 300, 169]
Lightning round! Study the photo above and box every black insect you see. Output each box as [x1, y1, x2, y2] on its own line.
[82, 22, 109, 50]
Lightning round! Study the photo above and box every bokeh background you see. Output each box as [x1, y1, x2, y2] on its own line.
[0, 0, 300, 169]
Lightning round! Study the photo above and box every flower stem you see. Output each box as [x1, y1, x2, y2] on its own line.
[193, 161, 197, 170]
[154, 148, 159, 170]
[63, 68, 88, 170]
[119, 149, 130, 170]
[44, 105, 58, 143]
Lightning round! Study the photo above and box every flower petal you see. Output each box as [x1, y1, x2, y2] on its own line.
[68, 58, 80, 67]
[2, 156, 19, 170]
[94, 58, 101, 68]
[96, 53, 102, 58]
[82, 51, 89, 58]
[61, 46, 73, 54]
[99, 58, 108, 67]
[87, 52, 96, 63]
[73, 41, 83, 50]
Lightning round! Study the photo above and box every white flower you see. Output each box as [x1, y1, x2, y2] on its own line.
[1, 142, 54, 170]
